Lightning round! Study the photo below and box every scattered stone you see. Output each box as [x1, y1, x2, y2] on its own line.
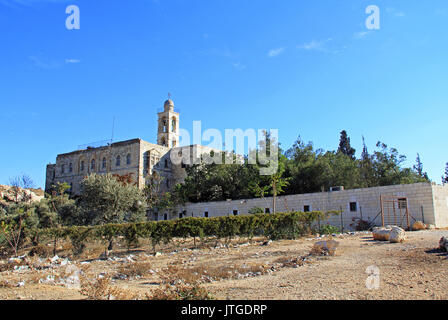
[427, 224, 436, 230]
[154, 252, 162, 257]
[439, 237, 448, 252]
[16, 281, 25, 287]
[311, 240, 339, 256]
[114, 274, 128, 280]
[412, 221, 426, 231]
[262, 240, 272, 246]
[8, 257, 22, 264]
[60, 258, 70, 266]
[389, 226, 406, 243]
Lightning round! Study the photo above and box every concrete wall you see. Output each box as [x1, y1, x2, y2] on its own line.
[432, 184, 448, 227]
[162, 183, 446, 230]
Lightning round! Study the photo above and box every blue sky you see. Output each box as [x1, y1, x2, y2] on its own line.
[0, 0, 447, 188]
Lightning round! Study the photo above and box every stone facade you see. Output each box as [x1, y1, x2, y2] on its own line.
[160, 182, 448, 229]
[45, 99, 219, 195]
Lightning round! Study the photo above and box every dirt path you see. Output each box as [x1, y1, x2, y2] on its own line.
[204, 230, 448, 300]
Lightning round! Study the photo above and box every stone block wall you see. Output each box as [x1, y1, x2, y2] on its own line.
[162, 182, 445, 229]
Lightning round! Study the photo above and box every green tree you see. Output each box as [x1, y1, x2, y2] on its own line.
[443, 163, 448, 184]
[79, 174, 146, 226]
[413, 153, 429, 180]
[337, 130, 356, 160]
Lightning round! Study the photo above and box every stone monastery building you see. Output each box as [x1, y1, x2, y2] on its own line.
[45, 98, 215, 196]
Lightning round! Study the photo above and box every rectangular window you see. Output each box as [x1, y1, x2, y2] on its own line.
[265, 208, 270, 214]
[164, 214, 168, 221]
[233, 210, 238, 216]
[397, 198, 407, 209]
[349, 202, 358, 212]
[204, 212, 209, 218]
[304, 205, 310, 212]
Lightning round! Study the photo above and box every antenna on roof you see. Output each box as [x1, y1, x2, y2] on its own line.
[111, 116, 115, 144]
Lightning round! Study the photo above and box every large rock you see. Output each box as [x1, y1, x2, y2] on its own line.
[439, 237, 448, 252]
[412, 221, 426, 231]
[372, 227, 391, 241]
[389, 226, 406, 243]
[311, 240, 339, 256]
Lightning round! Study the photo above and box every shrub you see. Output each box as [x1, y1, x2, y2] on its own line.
[319, 224, 340, 235]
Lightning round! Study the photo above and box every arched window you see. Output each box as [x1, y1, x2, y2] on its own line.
[126, 154, 131, 165]
[161, 137, 166, 147]
[61, 164, 65, 174]
[69, 163, 73, 173]
[172, 140, 177, 147]
[171, 118, 176, 132]
[80, 161, 84, 172]
[162, 118, 167, 133]
[165, 159, 169, 168]
[102, 157, 106, 169]
[91, 159, 95, 170]
[116, 155, 121, 166]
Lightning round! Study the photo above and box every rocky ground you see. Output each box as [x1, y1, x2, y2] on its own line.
[0, 229, 447, 300]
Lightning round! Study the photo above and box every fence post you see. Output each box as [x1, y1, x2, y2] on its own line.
[339, 206, 344, 233]
[421, 206, 424, 224]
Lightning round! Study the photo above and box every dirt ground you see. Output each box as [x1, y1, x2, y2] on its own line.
[0, 229, 447, 300]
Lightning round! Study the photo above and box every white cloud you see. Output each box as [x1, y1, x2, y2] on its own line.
[65, 59, 80, 64]
[297, 38, 332, 52]
[267, 47, 285, 58]
[232, 62, 246, 70]
[353, 31, 372, 39]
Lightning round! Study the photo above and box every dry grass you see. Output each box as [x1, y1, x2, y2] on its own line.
[117, 261, 152, 279]
[158, 261, 268, 284]
[0, 280, 14, 288]
[28, 245, 52, 258]
[310, 240, 339, 256]
[148, 282, 213, 300]
[80, 276, 140, 300]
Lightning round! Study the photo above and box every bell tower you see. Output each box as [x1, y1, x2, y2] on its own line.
[157, 96, 179, 148]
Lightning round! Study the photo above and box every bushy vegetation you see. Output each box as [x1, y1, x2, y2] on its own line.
[175, 131, 430, 204]
[0, 210, 332, 256]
